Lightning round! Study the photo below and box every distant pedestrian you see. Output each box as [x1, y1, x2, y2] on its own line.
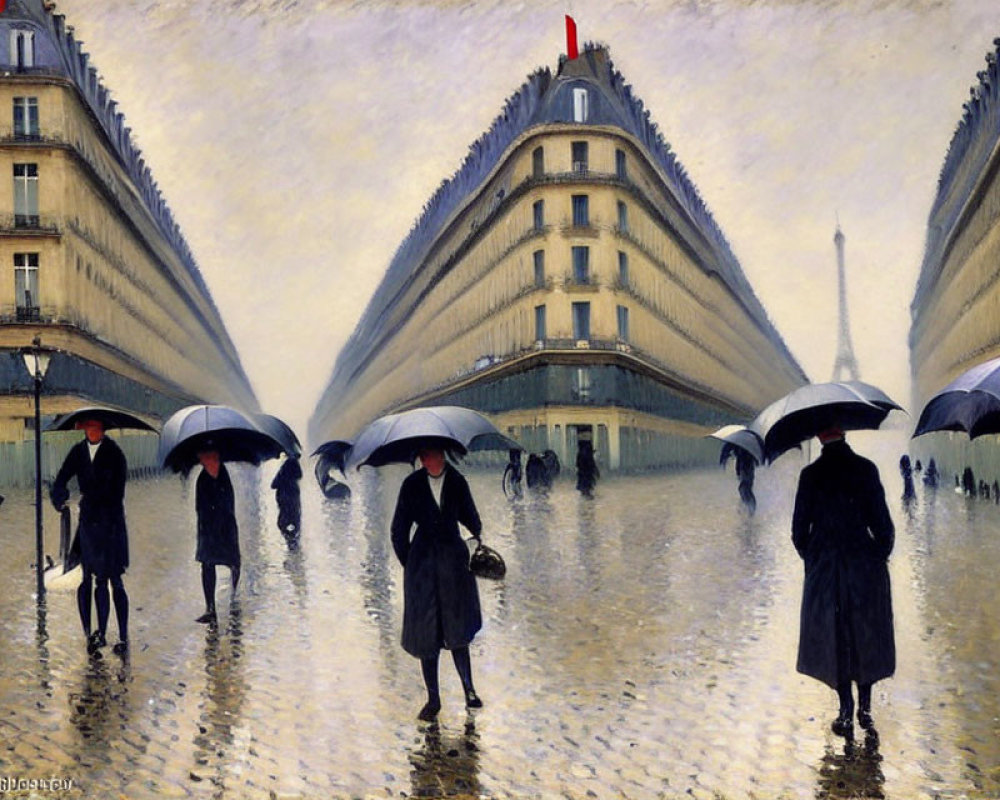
[390, 446, 484, 721]
[792, 427, 895, 739]
[899, 454, 915, 502]
[194, 449, 240, 623]
[575, 439, 599, 497]
[502, 448, 523, 498]
[271, 454, 302, 541]
[962, 467, 976, 496]
[525, 452, 550, 490]
[914, 459, 923, 473]
[994, 480, 1000, 505]
[735, 449, 757, 514]
[50, 418, 130, 656]
[922, 459, 939, 487]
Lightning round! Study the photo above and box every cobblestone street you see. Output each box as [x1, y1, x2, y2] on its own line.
[1, 434, 999, 799]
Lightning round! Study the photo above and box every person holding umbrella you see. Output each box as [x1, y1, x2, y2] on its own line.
[50, 417, 130, 656]
[194, 447, 241, 623]
[791, 426, 895, 739]
[271, 454, 303, 541]
[390, 445, 485, 721]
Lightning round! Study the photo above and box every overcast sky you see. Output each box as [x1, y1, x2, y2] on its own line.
[52, 0, 1000, 440]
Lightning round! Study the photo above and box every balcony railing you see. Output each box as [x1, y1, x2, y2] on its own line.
[0, 213, 60, 235]
[15, 305, 41, 322]
[564, 272, 600, 292]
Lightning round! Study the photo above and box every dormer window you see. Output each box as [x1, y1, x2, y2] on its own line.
[573, 87, 589, 122]
[10, 30, 35, 69]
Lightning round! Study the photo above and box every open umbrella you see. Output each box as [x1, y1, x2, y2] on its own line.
[346, 405, 521, 470]
[158, 404, 284, 473]
[913, 355, 1000, 438]
[751, 381, 904, 463]
[253, 413, 302, 457]
[707, 424, 764, 465]
[45, 406, 158, 433]
[312, 439, 353, 472]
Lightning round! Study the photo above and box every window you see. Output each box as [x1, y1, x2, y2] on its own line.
[574, 368, 592, 401]
[571, 141, 588, 173]
[11, 30, 35, 69]
[617, 201, 629, 232]
[573, 87, 589, 122]
[532, 146, 544, 178]
[617, 305, 630, 342]
[14, 253, 39, 320]
[571, 194, 589, 227]
[616, 148, 627, 179]
[13, 97, 39, 140]
[13, 164, 38, 228]
[618, 251, 629, 286]
[533, 199, 545, 230]
[534, 304, 547, 341]
[572, 246, 590, 283]
[533, 250, 545, 287]
[572, 301, 591, 340]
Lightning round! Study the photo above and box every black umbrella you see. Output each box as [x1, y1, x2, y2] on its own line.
[913, 355, 1000, 438]
[253, 413, 302, 457]
[312, 439, 353, 473]
[751, 381, 904, 463]
[707, 424, 764, 465]
[45, 406, 158, 433]
[158, 404, 284, 474]
[346, 406, 521, 470]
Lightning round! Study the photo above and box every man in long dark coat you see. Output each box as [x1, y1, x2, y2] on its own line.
[391, 446, 484, 721]
[50, 418, 130, 656]
[792, 427, 895, 738]
[270, 455, 302, 540]
[735, 448, 757, 514]
[194, 449, 240, 623]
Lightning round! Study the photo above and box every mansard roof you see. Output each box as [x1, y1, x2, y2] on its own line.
[339, 42, 794, 385]
[0, 0, 217, 312]
[913, 38, 1000, 315]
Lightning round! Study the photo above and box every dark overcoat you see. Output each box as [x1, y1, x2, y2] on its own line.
[196, 464, 241, 567]
[390, 466, 482, 658]
[50, 437, 129, 578]
[792, 440, 895, 689]
[270, 457, 302, 532]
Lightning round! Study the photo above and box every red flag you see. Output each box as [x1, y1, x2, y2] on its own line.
[0, 1, 8, 13]
[565, 15, 578, 60]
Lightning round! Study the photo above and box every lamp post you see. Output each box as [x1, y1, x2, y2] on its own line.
[22, 335, 51, 601]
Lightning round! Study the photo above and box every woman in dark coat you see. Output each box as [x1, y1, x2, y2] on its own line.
[390, 446, 484, 721]
[194, 449, 241, 623]
[575, 439, 599, 497]
[50, 419, 130, 655]
[792, 428, 895, 738]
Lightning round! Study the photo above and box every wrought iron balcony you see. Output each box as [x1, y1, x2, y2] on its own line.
[0, 213, 60, 235]
[15, 305, 41, 322]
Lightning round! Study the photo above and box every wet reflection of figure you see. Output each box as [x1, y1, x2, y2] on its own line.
[391, 447, 484, 721]
[735, 449, 757, 514]
[408, 717, 481, 798]
[195, 449, 241, 623]
[68, 653, 131, 748]
[50, 418, 130, 656]
[271, 454, 302, 542]
[899, 454, 915, 503]
[575, 439, 599, 497]
[815, 734, 885, 799]
[792, 428, 895, 740]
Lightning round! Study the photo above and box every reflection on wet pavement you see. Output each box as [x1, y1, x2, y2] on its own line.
[0, 435, 998, 798]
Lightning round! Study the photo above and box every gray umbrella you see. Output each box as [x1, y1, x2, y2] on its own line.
[346, 405, 521, 470]
[45, 406, 158, 433]
[158, 404, 284, 474]
[253, 413, 302, 457]
[751, 381, 904, 463]
[707, 424, 764, 465]
[913, 355, 1000, 439]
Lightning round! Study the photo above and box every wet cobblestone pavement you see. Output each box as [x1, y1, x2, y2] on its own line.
[1, 433, 999, 798]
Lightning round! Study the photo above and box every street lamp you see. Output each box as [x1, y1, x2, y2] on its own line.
[22, 335, 51, 600]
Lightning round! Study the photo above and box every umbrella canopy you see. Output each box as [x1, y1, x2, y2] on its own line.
[346, 405, 521, 470]
[707, 424, 764, 465]
[45, 406, 158, 433]
[253, 413, 302, 457]
[751, 381, 904, 463]
[158, 404, 284, 473]
[312, 440, 353, 473]
[913, 355, 1000, 439]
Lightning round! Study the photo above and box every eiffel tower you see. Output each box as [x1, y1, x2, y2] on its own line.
[831, 223, 860, 381]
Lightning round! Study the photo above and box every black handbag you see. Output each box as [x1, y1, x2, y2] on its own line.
[469, 542, 506, 580]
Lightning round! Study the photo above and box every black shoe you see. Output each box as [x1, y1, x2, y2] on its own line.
[418, 699, 441, 721]
[857, 708, 874, 730]
[195, 611, 217, 624]
[86, 631, 106, 655]
[112, 640, 129, 656]
[465, 689, 483, 709]
[831, 714, 854, 738]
